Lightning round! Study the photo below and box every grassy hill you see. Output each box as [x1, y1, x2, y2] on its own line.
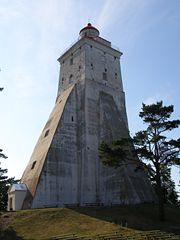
[0, 204, 180, 239]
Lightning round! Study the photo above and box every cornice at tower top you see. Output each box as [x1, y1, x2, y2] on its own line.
[58, 23, 122, 62]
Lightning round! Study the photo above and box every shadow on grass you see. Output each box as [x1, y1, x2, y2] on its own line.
[68, 204, 180, 233]
[0, 227, 24, 240]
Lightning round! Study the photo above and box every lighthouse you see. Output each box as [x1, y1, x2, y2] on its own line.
[8, 23, 155, 210]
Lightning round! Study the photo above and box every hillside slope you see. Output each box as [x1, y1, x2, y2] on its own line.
[0, 204, 180, 239]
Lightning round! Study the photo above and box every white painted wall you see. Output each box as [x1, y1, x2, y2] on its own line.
[8, 190, 27, 211]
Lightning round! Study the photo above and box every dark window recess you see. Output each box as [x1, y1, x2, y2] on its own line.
[114, 56, 116, 60]
[79, 46, 81, 50]
[69, 74, 73, 83]
[71, 116, 74, 122]
[91, 63, 93, 70]
[79, 66, 81, 70]
[104, 52, 106, 55]
[115, 73, 117, 79]
[105, 68, 107, 72]
[103, 72, 107, 81]
[70, 58, 73, 65]
[62, 77, 64, 84]
[31, 161, 36, 170]
[44, 129, 50, 137]
[90, 45, 93, 49]
[62, 60, 65, 64]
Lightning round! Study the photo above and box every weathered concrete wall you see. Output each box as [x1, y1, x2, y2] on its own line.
[21, 85, 75, 207]
[32, 87, 80, 207]
[57, 40, 86, 97]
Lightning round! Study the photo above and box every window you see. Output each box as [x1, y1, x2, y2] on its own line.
[105, 68, 107, 72]
[115, 73, 117, 79]
[91, 63, 93, 70]
[31, 161, 36, 170]
[71, 116, 74, 122]
[44, 129, 50, 137]
[79, 66, 81, 70]
[70, 58, 73, 65]
[114, 56, 116, 60]
[69, 74, 73, 83]
[90, 45, 93, 49]
[103, 72, 107, 81]
[62, 77, 64, 84]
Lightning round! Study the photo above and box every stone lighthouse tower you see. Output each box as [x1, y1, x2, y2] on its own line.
[8, 24, 156, 210]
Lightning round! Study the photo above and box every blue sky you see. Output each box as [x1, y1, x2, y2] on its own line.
[0, 0, 179, 192]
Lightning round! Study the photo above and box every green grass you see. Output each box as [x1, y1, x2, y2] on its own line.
[1, 204, 180, 239]
[2, 208, 119, 239]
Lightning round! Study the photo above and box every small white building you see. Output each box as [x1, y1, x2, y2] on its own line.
[8, 183, 27, 211]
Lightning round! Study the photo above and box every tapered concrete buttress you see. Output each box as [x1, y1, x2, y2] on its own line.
[9, 23, 156, 209]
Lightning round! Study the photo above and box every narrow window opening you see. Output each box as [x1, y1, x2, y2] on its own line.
[31, 161, 36, 170]
[69, 74, 73, 83]
[103, 72, 107, 81]
[70, 58, 73, 65]
[44, 129, 50, 138]
[105, 68, 107, 72]
[90, 45, 93, 49]
[114, 56, 116, 60]
[115, 73, 117, 79]
[71, 116, 74, 122]
[62, 77, 64, 84]
[79, 66, 81, 70]
[91, 63, 93, 70]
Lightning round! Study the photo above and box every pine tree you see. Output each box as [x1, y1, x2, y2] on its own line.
[99, 101, 180, 221]
[0, 150, 17, 211]
[0, 149, 8, 210]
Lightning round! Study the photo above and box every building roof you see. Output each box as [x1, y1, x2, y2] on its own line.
[9, 183, 27, 192]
